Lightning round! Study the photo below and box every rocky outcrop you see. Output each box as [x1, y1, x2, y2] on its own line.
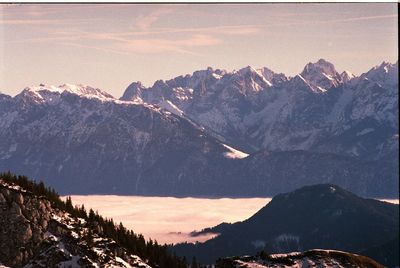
[0, 179, 151, 268]
[0, 186, 53, 266]
[215, 250, 385, 268]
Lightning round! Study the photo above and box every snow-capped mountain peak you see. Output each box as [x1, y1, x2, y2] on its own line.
[232, 65, 275, 90]
[21, 84, 115, 103]
[340, 70, 355, 83]
[361, 61, 399, 88]
[257, 67, 289, 86]
[300, 59, 342, 91]
[306, 58, 337, 76]
[120, 81, 145, 101]
[237, 65, 258, 75]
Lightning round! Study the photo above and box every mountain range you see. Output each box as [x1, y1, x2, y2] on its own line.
[0, 59, 398, 197]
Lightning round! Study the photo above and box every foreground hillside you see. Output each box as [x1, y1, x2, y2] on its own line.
[215, 250, 384, 268]
[0, 60, 398, 197]
[0, 172, 186, 268]
[173, 184, 399, 266]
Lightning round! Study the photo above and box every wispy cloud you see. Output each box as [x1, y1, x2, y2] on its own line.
[55, 41, 136, 57]
[6, 24, 258, 56]
[117, 25, 262, 36]
[16, 30, 222, 56]
[119, 34, 221, 54]
[324, 14, 398, 24]
[134, 8, 175, 31]
[0, 18, 101, 26]
[270, 13, 398, 27]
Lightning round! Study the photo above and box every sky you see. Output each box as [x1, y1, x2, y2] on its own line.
[0, 3, 398, 97]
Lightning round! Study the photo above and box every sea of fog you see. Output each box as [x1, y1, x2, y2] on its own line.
[65, 195, 398, 245]
[65, 195, 271, 244]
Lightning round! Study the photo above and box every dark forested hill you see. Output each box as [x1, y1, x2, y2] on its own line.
[173, 184, 399, 266]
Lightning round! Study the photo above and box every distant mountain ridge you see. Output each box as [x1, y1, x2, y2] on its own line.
[172, 184, 399, 266]
[0, 60, 398, 197]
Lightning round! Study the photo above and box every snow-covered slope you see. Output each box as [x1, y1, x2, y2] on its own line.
[19, 84, 115, 104]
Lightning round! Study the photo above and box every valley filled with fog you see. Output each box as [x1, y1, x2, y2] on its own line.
[65, 195, 398, 245]
[66, 195, 272, 244]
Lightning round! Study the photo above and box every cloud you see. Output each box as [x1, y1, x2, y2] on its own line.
[326, 14, 398, 24]
[113, 25, 262, 37]
[135, 8, 175, 31]
[11, 29, 223, 55]
[55, 42, 137, 57]
[19, 32, 222, 56]
[270, 13, 398, 27]
[118, 34, 222, 54]
[0, 18, 101, 26]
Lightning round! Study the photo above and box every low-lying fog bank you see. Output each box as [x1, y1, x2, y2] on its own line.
[65, 195, 271, 244]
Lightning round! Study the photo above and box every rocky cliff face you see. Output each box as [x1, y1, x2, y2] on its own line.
[0, 178, 151, 268]
[0, 185, 52, 266]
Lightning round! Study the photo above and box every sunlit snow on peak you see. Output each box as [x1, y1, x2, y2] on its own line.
[25, 84, 115, 102]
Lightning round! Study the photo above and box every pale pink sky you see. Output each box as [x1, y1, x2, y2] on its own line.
[0, 3, 398, 97]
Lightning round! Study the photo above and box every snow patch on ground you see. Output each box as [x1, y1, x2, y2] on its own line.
[222, 144, 249, 159]
[378, 199, 399, 204]
[158, 100, 184, 116]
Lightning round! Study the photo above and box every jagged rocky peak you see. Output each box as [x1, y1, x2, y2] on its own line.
[300, 58, 342, 91]
[304, 59, 337, 75]
[120, 81, 146, 101]
[236, 65, 273, 82]
[153, 79, 169, 89]
[229, 65, 274, 93]
[340, 70, 355, 83]
[361, 61, 398, 88]
[258, 66, 288, 85]
[192, 66, 226, 79]
[237, 65, 258, 75]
